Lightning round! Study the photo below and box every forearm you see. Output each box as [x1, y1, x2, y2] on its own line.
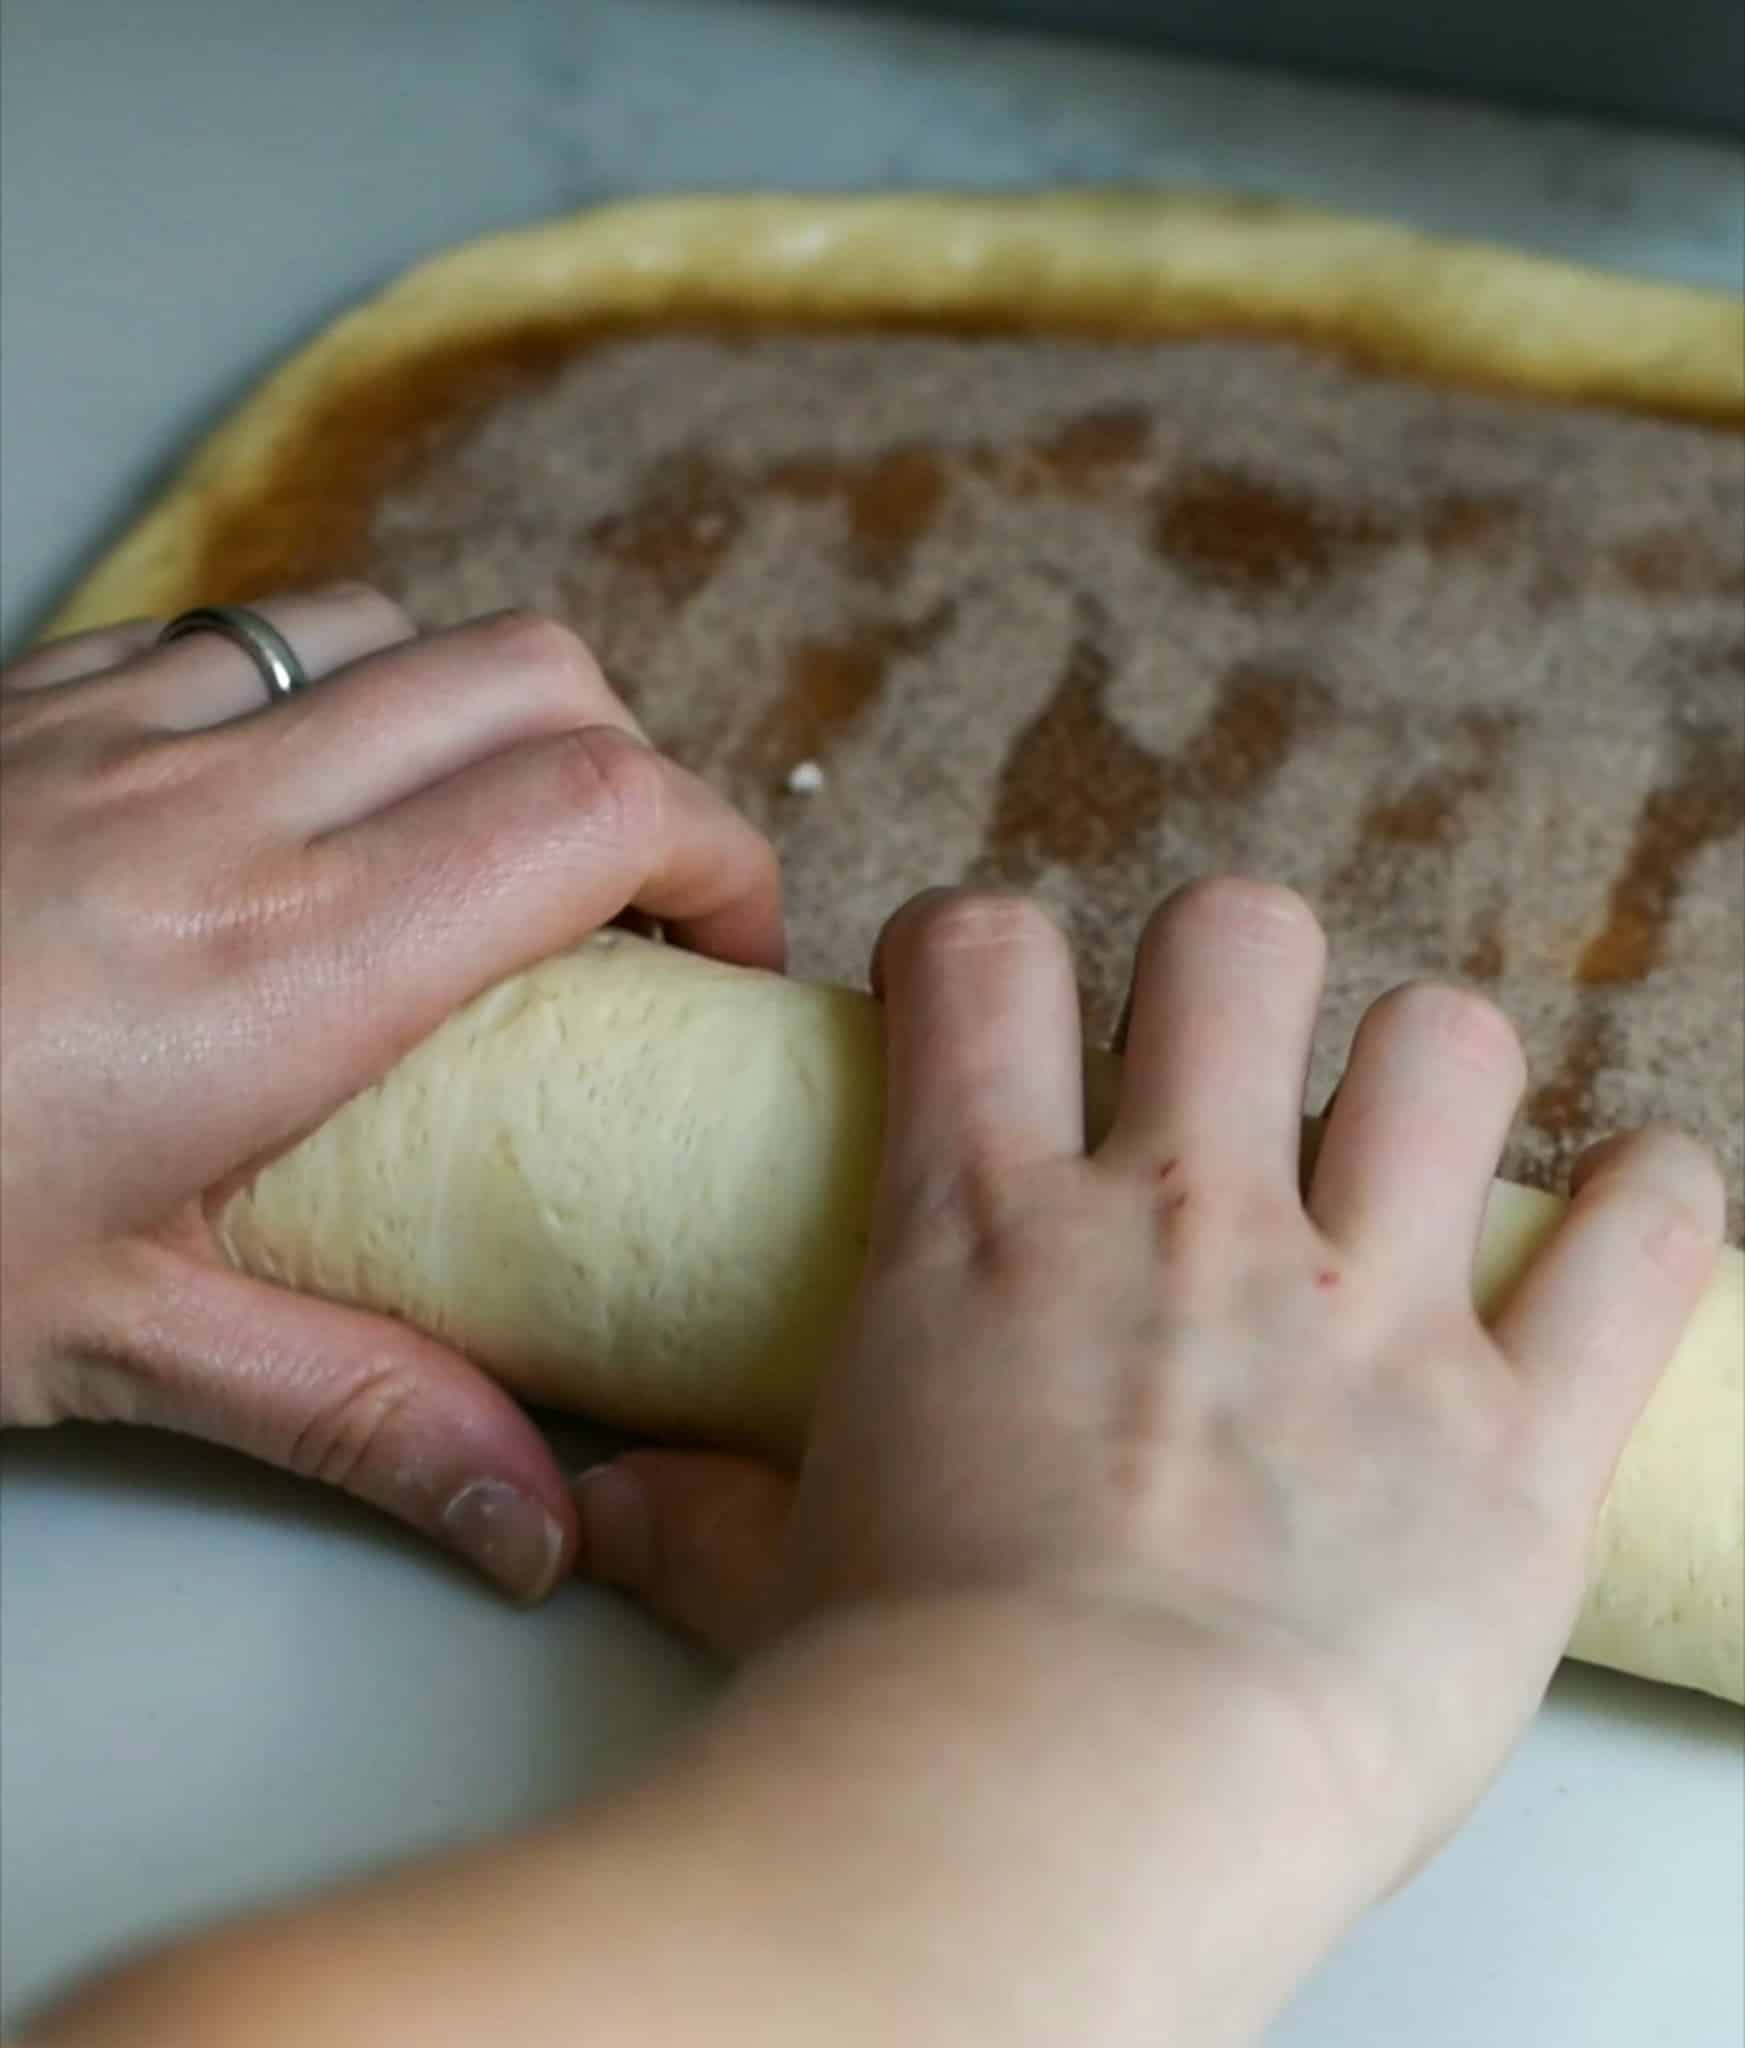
[585, 1594, 1382, 2046]
[31, 1596, 1376, 2048]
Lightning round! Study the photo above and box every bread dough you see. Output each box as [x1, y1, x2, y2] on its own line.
[217, 932, 1744, 1704]
[41, 192, 1744, 641]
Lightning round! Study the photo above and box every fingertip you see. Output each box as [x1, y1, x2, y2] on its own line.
[870, 885, 970, 994]
[638, 757, 786, 974]
[898, 889, 1068, 968]
[1570, 1123, 1726, 1237]
[1362, 979, 1527, 1095]
[871, 886, 1072, 1024]
[572, 1451, 794, 1658]
[572, 1460, 654, 1592]
[668, 857, 787, 975]
[1149, 874, 1326, 962]
[1575, 1127, 1726, 1306]
[440, 1477, 572, 1605]
[1490, 1124, 1728, 1491]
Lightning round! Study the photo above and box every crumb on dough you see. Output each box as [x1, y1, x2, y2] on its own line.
[785, 760, 826, 794]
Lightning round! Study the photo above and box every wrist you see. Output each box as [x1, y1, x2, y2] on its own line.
[642, 1589, 1383, 2045]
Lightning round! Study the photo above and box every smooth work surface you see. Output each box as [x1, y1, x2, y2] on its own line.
[3, 1, 1742, 2037]
[4, 1427, 1742, 2038]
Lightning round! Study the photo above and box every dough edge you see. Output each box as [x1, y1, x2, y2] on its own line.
[41, 189, 1745, 640]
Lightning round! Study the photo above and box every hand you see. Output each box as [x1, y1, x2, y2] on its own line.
[30, 893, 1725, 2048]
[0, 587, 782, 1601]
[576, 880, 1721, 1881]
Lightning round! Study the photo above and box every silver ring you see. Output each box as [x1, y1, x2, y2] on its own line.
[157, 604, 310, 703]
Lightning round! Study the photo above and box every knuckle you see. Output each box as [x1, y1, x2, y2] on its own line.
[484, 608, 608, 704]
[72, 730, 213, 834]
[551, 723, 663, 836]
[1608, 1129, 1725, 1274]
[285, 1365, 417, 1489]
[194, 858, 323, 982]
[0, 687, 76, 751]
[1153, 1173, 1283, 1269]
[1374, 979, 1524, 1080]
[1633, 1191, 1720, 1286]
[1162, 875, 1323, 953]
[947, 1159, 1097, 1287]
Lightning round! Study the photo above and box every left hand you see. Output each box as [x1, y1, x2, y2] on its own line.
[0, 587, 783, 1601]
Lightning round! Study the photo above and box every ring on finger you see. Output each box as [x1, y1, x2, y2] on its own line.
[158, 605, 311, 704]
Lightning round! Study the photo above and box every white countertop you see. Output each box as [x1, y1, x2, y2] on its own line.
[2, 0, 1741, 2036]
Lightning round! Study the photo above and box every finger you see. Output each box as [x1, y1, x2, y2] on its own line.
[1110, 970, 1139, 1058]
[4, 620, 160, 693]
[89, 584, 414, 731]
[1099, 878, 1326, 1190]
[323, 724, 784, 968]
[1490, 1126, 1724, 1480]
[254, 729, 781, 1131]
[870, 890, 1083, 1223]
[86, 1244, 577, 1603]
[574, 1451, 794, 1659]
[230, 609, 646, 836]
[1309, 981, 1526, 1291]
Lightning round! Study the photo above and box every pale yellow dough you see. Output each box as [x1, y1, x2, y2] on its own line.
[43, 191, 1745, 641]
[217, 933, 1744, 1704]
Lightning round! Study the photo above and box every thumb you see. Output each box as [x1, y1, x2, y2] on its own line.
[574, 1450, 795, 1659]
[85, 1242, 577, 1603]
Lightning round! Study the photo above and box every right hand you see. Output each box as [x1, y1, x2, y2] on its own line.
[0, 586, 782, 1603]
[578, 879, 1722, 1890]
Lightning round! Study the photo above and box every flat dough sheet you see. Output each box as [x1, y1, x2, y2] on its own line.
[46, 193, 1745, 1225]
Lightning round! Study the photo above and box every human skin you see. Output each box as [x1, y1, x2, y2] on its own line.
[0, 587, 783, 1600]
[4, 597, 1722, 2047]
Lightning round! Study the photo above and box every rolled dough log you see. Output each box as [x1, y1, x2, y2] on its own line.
[218, 933, 1744, 1703]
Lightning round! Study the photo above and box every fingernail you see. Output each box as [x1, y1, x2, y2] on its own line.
[441, 1480, 565, 1605]
[572, 1462, 652, 1590]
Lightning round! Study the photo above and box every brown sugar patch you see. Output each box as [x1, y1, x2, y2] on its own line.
[172, 306, 1745, 613]
[985, 613, 1168, 870]
[588, 450, 743, 605]
[1323, 713, 1519, 961]
[1608, 528, 1745, 599]
[1024, 403, 1153, 493]
[1674, 631, 1745, 727]
[1577, 728, 1745, 984]
[1460, 907, 1508, 982]
[1527, 1003, 1616, 1168]
[1152, 464, 1392, 593]
[765, 446, 948, 581]
[1526, 551, 1582, 612]
[1421, 491, 1524, 559]
[1171, 658, 1335, 802]
[192, 320, 607, 604]
[1361, 710, 1518, 851]
[985, 633, 1330, 874]
[736, 604, 956, 783]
